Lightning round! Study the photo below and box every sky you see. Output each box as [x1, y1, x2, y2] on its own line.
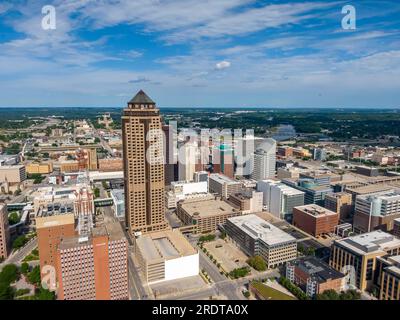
[0, 0, 399, 108]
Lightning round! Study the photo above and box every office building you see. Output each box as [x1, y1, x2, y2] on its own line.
[277, 146, 293, 158]
[110, 189, 125, 219]
[250, 139, 276, 180]
[56, 222, 128, 300]
[353, 190, 400, 233]
[0, 165, 26, 183]
[178, 141, 198, 182]
[313, 148, 327, 161]
[394, 218, 400, 238]
[225, 214, 297, 268]
[0, 204, 10, 260]
[283, 178, 333, 206]
[194, 171, 208, 183]
[330, 231, 400, 291]
[356, 165, 379, 177]
[286, 256, 345, 297]
[324, 192, 353, 221]
[257, 179, 304, 221]
[98, 158, 123, 172]
[293, 204, 339, 237]
[165, 180, 208, 209]
[25, 162, 53, 174]
[134, 229, 199, 284]
[212, 143, 234, 179]
[208, 173, 241, 199]
[176, 195, 240, 234]
[376, 255, 400, 300]
[163, 124, 178, 186]
[122, 90, 169, 235]
[228, 190, 263, 214]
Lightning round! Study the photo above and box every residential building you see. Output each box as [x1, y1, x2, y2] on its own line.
[0, 204, 10, 259]
[208, 173, 241, 199]
[293, 204, 339, 237]
[286, 256, 345, 297]
[250, 139, 276, 180]
[324, 192, 353, 221]
[225, 214, 297, 268]
[134, 229, 199, 284]
[176, 195, 240, 234]
[122, 90, 169, 235]
[330, 231, 400, 291]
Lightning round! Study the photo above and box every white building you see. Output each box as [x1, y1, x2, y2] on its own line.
[257, 179, 304, 220]
[165, 180, 208, 209]
[250, 139, 276, 180]
[178, 142, 197, 182]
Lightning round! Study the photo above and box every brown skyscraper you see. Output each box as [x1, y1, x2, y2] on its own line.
[122, 90, 169, 235]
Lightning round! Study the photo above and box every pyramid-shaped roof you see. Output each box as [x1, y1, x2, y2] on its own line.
[129, 90, 155, 104]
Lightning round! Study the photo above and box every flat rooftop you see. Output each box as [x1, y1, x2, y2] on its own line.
[337, 230, 400, 255]
[227, 214, 296, 246]
[135, 230, 197, 262]
[346, 184, 394, 195]
[294, 204, 337, 217]
[179, 196, 239, 218]
[209, 173, 239, 185]
[292, 256, 345, 282]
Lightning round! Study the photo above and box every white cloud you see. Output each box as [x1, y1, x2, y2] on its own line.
[215, 61, 231, 70]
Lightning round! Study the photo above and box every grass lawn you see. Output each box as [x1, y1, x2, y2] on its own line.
[251, 281, 296, 301]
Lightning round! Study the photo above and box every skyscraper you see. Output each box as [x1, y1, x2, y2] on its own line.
[250, 138, 277, 180]
[122, 90, 169, 235]
[0, 204, 10, 260]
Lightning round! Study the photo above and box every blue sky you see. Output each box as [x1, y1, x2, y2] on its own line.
[0, 0, 399, 108]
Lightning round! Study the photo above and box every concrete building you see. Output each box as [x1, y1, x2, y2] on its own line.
[324, 192, 353, 222]
[56, 222, 128, 300]
[293, 204, 339, 237]
[250, 139, 276, 180]
[208, 173, 241, 199]
[0, 204, 10, 260]
[356, 165, 379, 177]
[0, 165, 26, 183]
[225, 214, 297, 268]
[376, 255, 400, 300]
[110, 189, 125, 219]
[283, 178, 333, 206]
[330, 231, 400, 291]
[25, 162, 53, 174]
[394, 218, 400, 238]
[0, 154, 19, 166]
[212, 143, 234, 179]
[277, 146, 293, 158]
[165, 180, 208, 209]
[353, 190, 400, 234]
[313, 148, 327, 161]
[194, 171, 208, 183]
[176, 195, 240, 234]
[257, 179, 304, 221]
[163, 124, 178, 186]
[178, 141, 198, 182]
[122, 90, 169, 235]
[134, 229, 199, 284]
[228, 190, 263, 214]
[286, 256, 345, 297]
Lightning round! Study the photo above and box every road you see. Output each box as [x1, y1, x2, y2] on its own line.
[0, 238, 37, 271]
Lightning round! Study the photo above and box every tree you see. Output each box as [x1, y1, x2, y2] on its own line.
[8, 211, 21, 225]
[36, 288, 55, 300]
[247, 256, 267, 271]
[27, 266, 41, 287]
[20, 262, 30, 275]
[12, 235, 28, 250]
[0, 264, 19, 285]
[0, 282, 13, 300]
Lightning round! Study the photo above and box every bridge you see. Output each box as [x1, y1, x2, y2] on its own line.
[7, 203, 28, 211]
[94, 198, 114, 207]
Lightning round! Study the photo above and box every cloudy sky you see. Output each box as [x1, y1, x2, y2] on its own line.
[0, 0, 399, 108]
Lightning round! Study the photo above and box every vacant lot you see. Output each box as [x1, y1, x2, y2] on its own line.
[204, 239, 248, 272]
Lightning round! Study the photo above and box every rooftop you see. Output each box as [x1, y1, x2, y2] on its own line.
[179, 195, 239, 217]
[129, 90, 155, 104]
[290, 256, 345, 283]
[337, 230, 400, 255]
[294, 204, 338, 217]
[227, 214, 296, 246]
[209, 173, 240, 185]
[135, 230, 197, 262]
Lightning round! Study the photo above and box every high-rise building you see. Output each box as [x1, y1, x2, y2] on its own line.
[56, 222, 128, 300]
[163, 124, 177, 186]
[122, 90, 169, 235]
[324, 192, 353, 222]
[213, 143, 234, 179]
[250, 139, 276, 180]
[0, 204, 10, 260]
[257, 179, 305, 221]
[178, 141, 197, 182]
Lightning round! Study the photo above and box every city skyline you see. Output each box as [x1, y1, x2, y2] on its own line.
[0, 1, 399, 108]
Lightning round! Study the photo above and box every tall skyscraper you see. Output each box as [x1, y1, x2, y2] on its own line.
[122, 90, 169, 235]
[251, 138, 276, 180]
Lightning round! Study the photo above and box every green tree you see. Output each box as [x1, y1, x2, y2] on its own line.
[12, 235, 28, 250]
[27, 266, 41, 286]
[20, 262, 30, 275]
[247, 256, 267, 271]
[36, 288, 55, 300]
[0, 282, 13, 300]
[0, 264, 19, 285]
[8, 211, 21, 225]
